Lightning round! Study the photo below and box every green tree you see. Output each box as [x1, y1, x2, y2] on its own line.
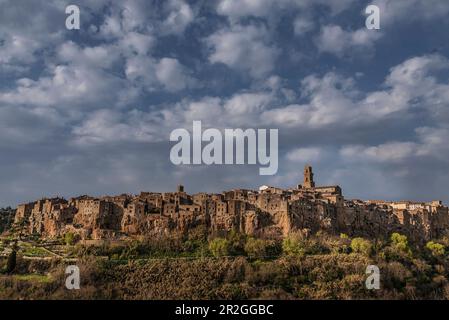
[209, 238, 230, 257]
[282, 233, 305, 256]
[5, 249, 17, 274]
[426, 241, 445, 257]
[391, 233, 409, 253]
[244, 237, 267, 259]
[227, 230, 246, 255]
[350, 238, 372, 256]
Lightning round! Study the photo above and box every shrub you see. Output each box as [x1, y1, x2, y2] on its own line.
[64, 232, 80, 246]
[282, 233, 305, 256]
[327, 238, 350, 254]
[209, 238, 230, 257]
[186, 225, 208, 243]
[390, 233, 409, 252]
[350, 238, 372, 256]
[244, 238, 267, 259]
[426, 241, 445, 257]
[227, 230, 246, 255]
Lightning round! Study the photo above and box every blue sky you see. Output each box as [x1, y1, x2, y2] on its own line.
[1, 0, 449, 206]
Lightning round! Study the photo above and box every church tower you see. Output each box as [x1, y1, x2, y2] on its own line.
[303, 165, 315, 188]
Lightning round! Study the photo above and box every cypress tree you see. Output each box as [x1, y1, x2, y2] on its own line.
[6, 250, 16, 274]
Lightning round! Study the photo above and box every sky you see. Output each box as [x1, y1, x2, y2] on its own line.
[1, 0, 449, 207]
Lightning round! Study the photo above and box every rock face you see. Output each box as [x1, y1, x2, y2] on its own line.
[12, 168, 449, 242]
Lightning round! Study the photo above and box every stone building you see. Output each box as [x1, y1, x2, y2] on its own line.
[11, 166, 449, 242]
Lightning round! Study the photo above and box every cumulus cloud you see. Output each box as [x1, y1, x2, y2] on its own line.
[161, 0, 195, 35]
[216, 0, 357, 20]
[0, 34, 41, 65]
[155, 58, 196, 92]
[315, 25, 382, 57]
[57, 41, 120, 69]
[72, 109, 162, 145]
[373, 0, 449, 24]
[340, 142, 417, 163]
[97, 0, 194, 37]
[363, 54, 449, 119]
[0, 64, 128, 109]
[206, 24, 280, 79]
[0, 0, 65, 73]
[124, 55, 195, 92]
[263, 54, 449, 129]
[261, 72, 359, 128]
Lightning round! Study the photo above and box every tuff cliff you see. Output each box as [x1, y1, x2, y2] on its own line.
[12, 183, 449, 243]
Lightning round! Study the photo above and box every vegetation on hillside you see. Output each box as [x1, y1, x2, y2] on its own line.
[0, 208, 14, 233]
[0, 229, 449, 299]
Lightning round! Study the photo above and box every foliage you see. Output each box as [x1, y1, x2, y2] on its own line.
[391, 233, 410, 253]
[426, 241, 445, 257]
[227, 230, 246, 255]
[64, 232, 80, 246]
[0, 208, 15, 233]
[22, 246, 49, 257]
[244, 237, 268, 259]
[2, 232, 449, 299]
[209, 238, 230, 257]
[350, 238, 372, 256]
[282, 233, 305, 256]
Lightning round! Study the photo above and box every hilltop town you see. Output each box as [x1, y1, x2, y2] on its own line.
[11, 166, 449, 243]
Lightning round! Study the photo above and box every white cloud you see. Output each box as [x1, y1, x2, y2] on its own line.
[315, 25, 382, 57]
[224, 92, 272, 115]
[263, 55, 449, 129]
[156, 58, 195, 92]
[161, 0, 195, 35]
[216, 0, 278, 19]
[262, 72, 359, 128]
[216, 0, 356, 20]
[206, 24, 279, 79]
[125, 55, 195, 92]
[373, 0, 449, 24]
[340, 142, 417, 163]
[414, 127, 449, 159]
[0, 34, 40, 65]
[363, 54, 449, 119]
[293, 16, 315, 36]
[97, 0, 194, 38]
[340, 125, 449, 165]
[0, 64, 127, 109]
[72, 109, 162, 145]
[57, 41, 120, 69]
[119, 32, 155, 56]
[287, 147, 323, 162]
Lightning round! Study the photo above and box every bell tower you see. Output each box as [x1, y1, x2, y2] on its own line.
[303, 165, 315, 188]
